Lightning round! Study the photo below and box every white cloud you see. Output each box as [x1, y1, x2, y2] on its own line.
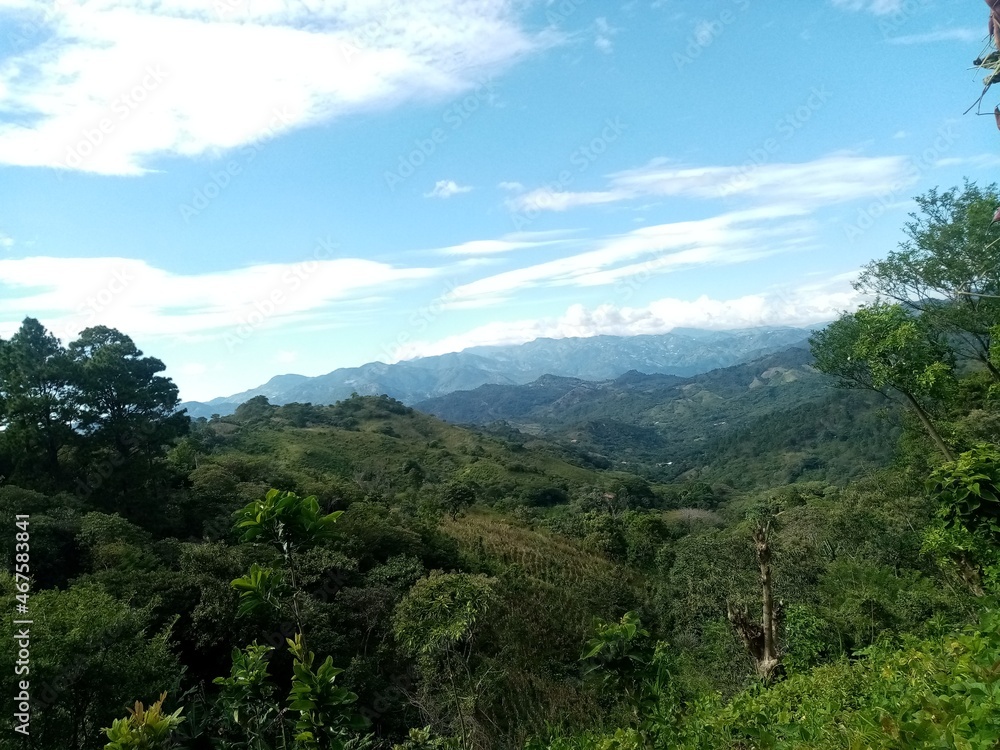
[497, 180, 525, 192]
[424, 179, 474, 199]
[430, 230, 576, 256]
[439, 206, 816, 308]
[507, 153, 915, 214]
[831, 0, 906, 15]
[436, 238, 551, 256]
[594, 16, 616, 53]
[0, 233, 13, 249]
[888, 27, 983, 44]
[0, 254, 437, 342]
[391, 275, 866, 361]
[0, 0, 548, 174]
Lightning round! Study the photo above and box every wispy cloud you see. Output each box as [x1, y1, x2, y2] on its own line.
[0, 254, 437, 341]
[830, 0, 906, 16]
[0, 0, 549, 175]
[888, 27, 983, 44]
[433, 235, 565, 256]
[442, 206, 816, 308]
[507, 153, 915, 214]
[593, 17, 617, 53]
[391, 274, 865, 361]
[424, 179, 474, 199]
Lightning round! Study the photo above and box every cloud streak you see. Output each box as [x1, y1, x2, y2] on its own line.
[443, 206, 817, 307]
[507, 154, 914, 214]
[0, 253, 437, 341]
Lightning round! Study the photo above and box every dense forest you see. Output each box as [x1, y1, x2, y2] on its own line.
[2, 183, 1000, 749]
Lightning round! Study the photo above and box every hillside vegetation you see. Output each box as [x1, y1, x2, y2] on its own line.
[1, 183, 1000, 750]
[420, 346, 902, 489]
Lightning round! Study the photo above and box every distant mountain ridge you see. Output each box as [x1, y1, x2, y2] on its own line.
[180, 326, 818, 418]
[416, 345, 902, 488]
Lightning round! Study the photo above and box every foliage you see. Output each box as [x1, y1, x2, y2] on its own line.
[102, 693, 185, 750]
[927, 442, 1000, 533]
[235, 489, 344, 551]
[0, 580, 183, 750]
[810, 301, 956, 459]
[855, 181, 1000, 375]
[212, 642, 282, 748]
[286, 632, 367, 750]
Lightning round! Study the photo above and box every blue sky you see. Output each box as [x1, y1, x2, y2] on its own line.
[0, 0, 998, 401]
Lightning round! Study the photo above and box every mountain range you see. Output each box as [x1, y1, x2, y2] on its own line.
[416, 345, 902, 489]
[181, 326, 819, 418]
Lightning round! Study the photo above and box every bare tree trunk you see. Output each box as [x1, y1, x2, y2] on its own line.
[983, 354, 1000, 382]
[902, 390, 954, 462]
[728, 521, 784, 683]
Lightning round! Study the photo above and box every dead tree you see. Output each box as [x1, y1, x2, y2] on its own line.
[727, 520, 785, 683]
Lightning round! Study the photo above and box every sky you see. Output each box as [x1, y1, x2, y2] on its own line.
[0, 0, 998, 401]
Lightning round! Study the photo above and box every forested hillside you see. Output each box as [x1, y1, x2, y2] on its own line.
[419, 346, 902, 488]
[2, 184, 1000, 750]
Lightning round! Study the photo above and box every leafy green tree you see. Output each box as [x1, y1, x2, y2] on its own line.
[214, 489, 365, 750]
[235, 395, 277, 424]
[286, 632, 366, 749]
[438, 481, 475, 520]
[855, 182, 1000, 379]
[69, 326, 188, 512]
[233, 489, 343, 640]
[0, 580, 182, 750]
[810, 302, 956, 460]
[0, 317, 77, 483]
[212, 641, 283, 749]
[924, 443, 1000, 595]
[393, 571, 498, 748]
